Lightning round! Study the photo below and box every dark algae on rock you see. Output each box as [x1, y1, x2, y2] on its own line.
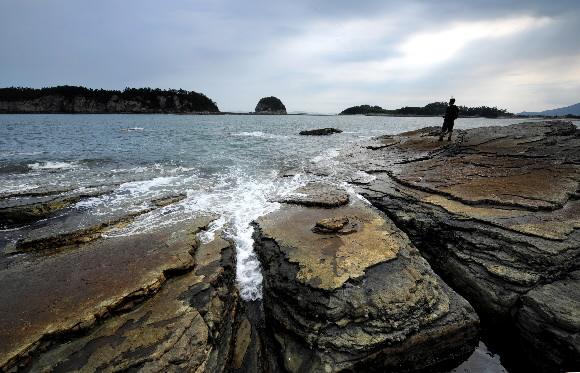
[334, 121, 580, 372]
[254, 96, 287, 114]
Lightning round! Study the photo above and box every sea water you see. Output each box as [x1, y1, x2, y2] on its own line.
[0, 114, 546, 300]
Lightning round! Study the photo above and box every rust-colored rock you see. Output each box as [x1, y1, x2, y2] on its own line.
[254, 193, 479, 372]
[312, 216, 358, 234]
[335, 121, 580, 371]
[0, 216, 233, 371]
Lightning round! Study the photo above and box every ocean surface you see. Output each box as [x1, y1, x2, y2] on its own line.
[0, 114, 553, 300]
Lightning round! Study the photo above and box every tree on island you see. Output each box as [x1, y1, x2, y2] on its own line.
[340, 102, 513, 118]
[0, 85, 219, 113]
[255, 96, 287, 114]
[340, 105, 390, 115]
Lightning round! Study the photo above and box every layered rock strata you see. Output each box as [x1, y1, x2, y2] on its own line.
[335, 121, 580, 371]
[0, 219, 239, 372]
[254, 182, 479, 372]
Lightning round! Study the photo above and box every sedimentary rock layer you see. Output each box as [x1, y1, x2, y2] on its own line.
[0, 218, 239, 372]
[254, 182, 479, 372]
[337, 121, 580, 371]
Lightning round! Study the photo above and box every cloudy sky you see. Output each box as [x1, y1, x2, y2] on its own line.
[1, 0, 579, 113]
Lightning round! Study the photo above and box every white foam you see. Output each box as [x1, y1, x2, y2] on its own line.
[341, 181, 373, 206]
[232, 131, 287, 140]
[353, 170, 377, 184]
[0, 183, 40, 194]
[311, 148, 340, 163]
[28, 161, 79, 170]
[183, 169, 306, 301]
[95, 166, 306, 301]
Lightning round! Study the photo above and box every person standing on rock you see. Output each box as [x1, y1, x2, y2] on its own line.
[439, 98, 459, 141]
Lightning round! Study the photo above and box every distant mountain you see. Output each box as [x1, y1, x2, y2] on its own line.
[519, 103, 580, 116]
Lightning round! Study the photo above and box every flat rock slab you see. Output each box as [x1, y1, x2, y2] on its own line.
[257, 203, 399, 290]
[24, 235, 238, 372]
[0, 216, 214, 370]
[278, 182, 349, 208]
[254, 194, 479, 372]
[0, 185, 116, 228]
[339, 121, 580, 370]
[1, 190, 188, 255]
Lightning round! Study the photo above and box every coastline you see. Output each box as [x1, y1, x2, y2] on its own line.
[0, 119, 577, 372]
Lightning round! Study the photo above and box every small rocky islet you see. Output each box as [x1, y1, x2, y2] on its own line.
[254, 96, 287, 114]
[0, 121, 578, 372]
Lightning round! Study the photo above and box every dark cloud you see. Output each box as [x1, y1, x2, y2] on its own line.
[1, 0, 579, 112]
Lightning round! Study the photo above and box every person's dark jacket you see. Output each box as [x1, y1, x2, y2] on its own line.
[444, 104, 459, 122]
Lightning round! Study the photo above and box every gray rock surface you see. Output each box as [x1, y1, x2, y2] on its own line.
[0, 218, 239, 372]
[254, 183, 479, 372]
[277, 181, 350, 208]
[332, 121, 580, 371]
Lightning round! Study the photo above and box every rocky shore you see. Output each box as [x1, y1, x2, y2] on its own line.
[254, 182, 479, 372]
[330, 121, 579, 371]
[0, 120, 576, 372]
[0, 179, 242, 372]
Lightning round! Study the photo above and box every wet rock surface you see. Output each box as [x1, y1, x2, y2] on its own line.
[0, 186, 115, 229]
[334, 121, 580, 371]
[299, 128, 343, 136]
[254, 183, 479, 372]
[0, 191, 188, 256]
[278, 181, 350, 208]
[0, 218, 240, 372]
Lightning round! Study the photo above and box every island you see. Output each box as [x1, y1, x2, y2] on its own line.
[0, 86, 220, 114]
[254, 96, 287, 114]
[340, 102, 513, 118]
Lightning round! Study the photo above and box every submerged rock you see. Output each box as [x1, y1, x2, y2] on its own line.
[338, 121, 580, 371]
[0, 185, 115, 228]
[299, 128, 343, 136]
[254, 183, 479, 372]
[255, 96, 287, 114]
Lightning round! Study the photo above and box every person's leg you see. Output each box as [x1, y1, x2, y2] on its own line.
[439, 121, 448, 141]
[447, 121, 455, 141]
